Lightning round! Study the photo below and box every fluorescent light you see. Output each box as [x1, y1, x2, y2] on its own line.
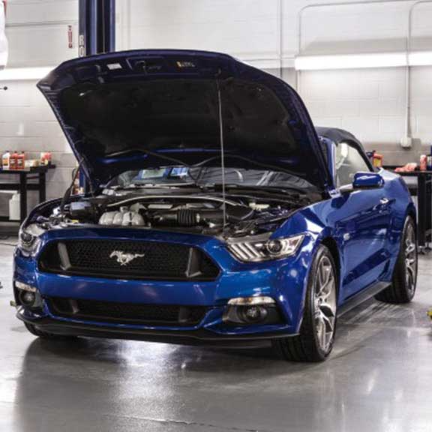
[409, 51, 432, 66]
[295, 53, 407, 71]
[0, 66, 54, 81]
[295, 51, 432, 71]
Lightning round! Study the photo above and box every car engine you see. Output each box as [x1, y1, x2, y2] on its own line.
[34, 191, 307, 238]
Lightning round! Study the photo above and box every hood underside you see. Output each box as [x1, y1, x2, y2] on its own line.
[38, 50, 330, 190]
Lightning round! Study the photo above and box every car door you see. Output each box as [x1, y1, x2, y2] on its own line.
[331, 142, 392, 299]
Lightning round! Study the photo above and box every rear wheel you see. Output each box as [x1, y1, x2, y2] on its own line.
[273, 245, 338, 362]
[24, 323, 78, 341]
[375, 216, 417, 304]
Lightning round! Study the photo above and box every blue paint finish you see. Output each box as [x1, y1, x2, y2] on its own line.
[14, 51, 415, 342]
[352, 172, 385, 189]
[14, 164, 412, 339]
[36, 49, 332, 191]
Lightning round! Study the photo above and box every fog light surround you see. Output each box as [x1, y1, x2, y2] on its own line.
[224, 297, 282, 326]
[15, 281, 42, 310]
[228, 296, 276, 306]
[15, 281, 37, 293]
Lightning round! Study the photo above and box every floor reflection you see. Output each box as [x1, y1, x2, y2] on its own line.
[2, 255, 432, 432]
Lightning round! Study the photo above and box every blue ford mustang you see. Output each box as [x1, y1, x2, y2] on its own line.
[13, 50, 417, 362]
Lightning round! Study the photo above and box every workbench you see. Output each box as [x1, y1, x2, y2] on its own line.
[385, 167, 432, 253]
[0, 165, 55, 235]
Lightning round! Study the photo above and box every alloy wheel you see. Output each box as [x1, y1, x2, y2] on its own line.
[404, 223, 417, 294]
[314, 255, 337, 353]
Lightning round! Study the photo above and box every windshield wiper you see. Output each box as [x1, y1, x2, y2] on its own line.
[122, 182, 198, 189]
[198, 185, 309, 206]
[207, 183, 307, 197]
[191, 154, 300, 178]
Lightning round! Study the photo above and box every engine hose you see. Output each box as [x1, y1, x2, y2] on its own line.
[177, 209, 198, 227]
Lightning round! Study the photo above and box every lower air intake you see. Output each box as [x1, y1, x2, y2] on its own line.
[47, 297, 209, 326]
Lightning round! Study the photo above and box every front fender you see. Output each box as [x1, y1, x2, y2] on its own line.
[272, 204, 342, 332]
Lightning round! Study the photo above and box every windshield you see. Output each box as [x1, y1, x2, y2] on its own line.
[110, 167, 315, 190]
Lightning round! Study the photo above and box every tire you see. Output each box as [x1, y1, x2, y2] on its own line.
[375, 216, 417, 304]
[24, 323, 78, 341]
[273, 244, 338, 362]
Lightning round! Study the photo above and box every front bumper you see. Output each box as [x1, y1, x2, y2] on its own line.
[16, 307, 297, 345]
[14, 227, 314, 341]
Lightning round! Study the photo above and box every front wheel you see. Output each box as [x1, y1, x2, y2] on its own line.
[273, 245, 338, 362]
[375, 216, 417, 304]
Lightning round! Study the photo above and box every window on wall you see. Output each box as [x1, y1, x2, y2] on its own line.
[335, 142, 371, 187]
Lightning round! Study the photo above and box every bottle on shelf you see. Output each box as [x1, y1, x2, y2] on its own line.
[420, 154, 427, 171]
[427, 145, 432, 171]
[10, 150, 18, 170]
[40, 151, 52, 166]
[2, 150, 10, 170]
[16, 151, 26, 170]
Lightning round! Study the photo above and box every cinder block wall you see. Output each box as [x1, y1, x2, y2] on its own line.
[0, 0, 431, 216]
[0, 0, 78, 215]
[296, 1, 432, 164]
[302, 67, 432, 163]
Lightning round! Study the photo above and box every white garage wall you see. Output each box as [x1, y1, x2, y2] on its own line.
[0, 0, 78, 214]
[120, 0, 432, 163]
[297, 1, 432, 163]
[0, 0, 431, 214]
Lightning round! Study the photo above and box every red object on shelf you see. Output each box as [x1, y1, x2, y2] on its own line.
[395, 163, 418, 173]
[372, 152, 383, 168]
[9, 150, 18, 170]
[16, 151, 25, 170]
[40, 151, 52, 165]
[420, 155, 427, 171]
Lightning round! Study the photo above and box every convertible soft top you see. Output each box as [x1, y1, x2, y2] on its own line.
[316, 127, 361, 145]
[316, 127, 364, 151]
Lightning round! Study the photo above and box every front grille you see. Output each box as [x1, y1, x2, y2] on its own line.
[39, 240, 220, 281]
[47, 297, 208, 326]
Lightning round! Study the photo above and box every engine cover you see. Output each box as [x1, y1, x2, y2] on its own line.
[99, 210, 145, 226]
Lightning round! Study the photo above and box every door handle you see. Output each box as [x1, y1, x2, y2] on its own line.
[380, 198, 390, 205]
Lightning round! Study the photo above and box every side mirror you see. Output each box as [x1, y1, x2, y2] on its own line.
[352, 172, 384, 190]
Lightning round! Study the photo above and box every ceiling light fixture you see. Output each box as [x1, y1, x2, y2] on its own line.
[294, 51, 432, 71]
[0, 66, 54, 81]
[409, 51, 432, 66]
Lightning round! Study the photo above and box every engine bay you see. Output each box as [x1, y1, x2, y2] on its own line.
[34, 189, 313, 238]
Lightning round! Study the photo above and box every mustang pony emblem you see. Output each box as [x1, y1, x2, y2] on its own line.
[110, 251, 145, 266]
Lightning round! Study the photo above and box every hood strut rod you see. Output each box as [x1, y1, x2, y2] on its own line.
[216, 79, 227, 229]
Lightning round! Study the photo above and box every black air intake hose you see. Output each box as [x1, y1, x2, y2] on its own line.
[177, 209, 198, 227]
[154, 209, 199, 227]
[153, 207, 254, 227]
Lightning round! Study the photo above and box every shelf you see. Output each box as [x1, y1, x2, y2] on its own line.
[0, 165, 56, 175]
[0, 216, 20, 223]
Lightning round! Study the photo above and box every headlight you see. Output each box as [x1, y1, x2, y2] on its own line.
[227, 233, 305, 262]
[18, 223, 46, 256]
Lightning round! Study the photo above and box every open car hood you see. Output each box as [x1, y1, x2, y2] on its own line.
[38, 50, 331, 190]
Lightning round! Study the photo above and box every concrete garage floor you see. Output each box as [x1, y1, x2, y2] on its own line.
[1, 242, 431, 432]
